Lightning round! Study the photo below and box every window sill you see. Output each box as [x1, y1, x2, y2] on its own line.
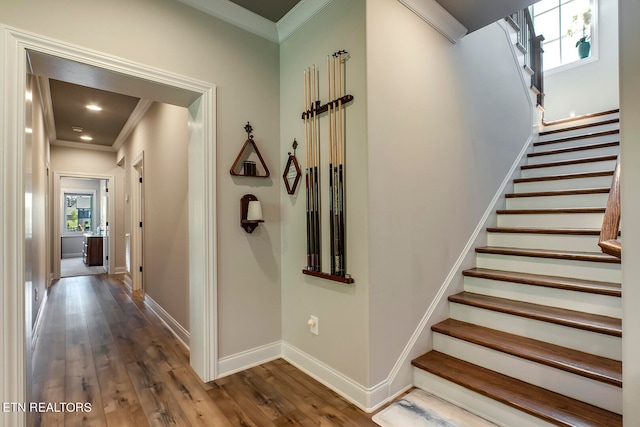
[544, 52, 599, 77]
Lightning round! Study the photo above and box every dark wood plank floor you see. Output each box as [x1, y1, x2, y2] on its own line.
[32, 274, 379, 427]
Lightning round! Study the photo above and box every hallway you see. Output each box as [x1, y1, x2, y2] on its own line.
[31, 275, 377, 426]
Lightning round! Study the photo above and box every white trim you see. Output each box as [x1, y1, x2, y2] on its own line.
[276, 0, 333, 43]
[397, 0, 468, 43]
[218, 341, 282, 378]
[114, 266, 127, 275]
[0, 27, 219, 427]
[112, 99, 153, 151]
[282, 342, 393, 413]
[30, 290, 48, 352]
[131, 152, 144, 293]
[176, 0, 279, 43]
[51, 139, 115, 152]
[143, 294, 190, 349]
[123, 273, 133, 291]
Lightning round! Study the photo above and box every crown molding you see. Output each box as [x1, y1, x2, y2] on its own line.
[112, 99, 153, 152]
[398, 0, 467, 43]
[177, 0, 279, 43]
[176, 0, 334, 44]
[34, 76, 58, 144]
[276, 0, 333, 43]
[51, 139, 115, 152]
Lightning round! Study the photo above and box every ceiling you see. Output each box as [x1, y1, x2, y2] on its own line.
[228, 0, 301, 22]
[49, 79, 140, 148]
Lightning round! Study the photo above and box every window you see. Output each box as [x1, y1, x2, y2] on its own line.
[64, 193, 93, 232]
[532, 0, 595, 71]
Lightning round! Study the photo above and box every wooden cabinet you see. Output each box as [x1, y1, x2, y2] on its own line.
[83, 234, 103, 266]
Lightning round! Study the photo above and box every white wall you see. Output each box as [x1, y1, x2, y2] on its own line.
[280, 0, 370, 387]
[543, 0, 619, 121]
[366, 0, 532, 395]
[619, 0, 640, 424]
[1, 0, 281, 362]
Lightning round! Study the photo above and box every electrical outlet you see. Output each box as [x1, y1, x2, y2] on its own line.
[308, 315, 319, 335]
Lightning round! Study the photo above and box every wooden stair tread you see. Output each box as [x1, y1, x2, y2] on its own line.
[432, 319, 622, 386]
[449, 291, 621, 336]
[463, 267, 621, 296]
[496, 207, 605, 215]
[534, 129, 620, 147]
[412, 351, 622, 427]
[476, 246, 620, 264]
[528, 141, 619, 158]
[521, 155, 618, 170]
[539, 118, 620, 136]
[486, 226, 602, 235]
[542, 109, 619, 127]
[514, 170, 613, 183]
[505, 187, 609, 198]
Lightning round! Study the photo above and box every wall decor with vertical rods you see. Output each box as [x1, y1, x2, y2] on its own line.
[301, 50, 354, 284]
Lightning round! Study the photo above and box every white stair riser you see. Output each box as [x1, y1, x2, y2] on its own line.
[527, 145, 619, 166]
[514, 175, 613, 193]
[541, 113, 619, 133]
[533, 135, 619, 153]
[521, 159, 617, 178]
[537, 123, 620, 143]
[463, 276, 621, 318]
[433, 334, 622, 414]
[505, 193, 608, 210]
[476, 253, 621, 282]
[487, 232, 600, 252]
[449, 303, 621, 360]
[414, 369, 558, 427]
[496, 212, 604, 228]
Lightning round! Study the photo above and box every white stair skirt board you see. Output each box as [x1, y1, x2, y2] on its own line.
[413, 369, 557, 427]
[532, 135, 620, 153]
[432, 333, 622, 413]
[513, 174, 614, 193]
[520, 159, 618, 178]
[505, 192, 609, 210]
[475, 252, 621, 283]
[541, 112, 619, 133]
[463, 276, 622, 318]
[449, 303, 621, 360]
[372, 389, 499, 427]
[487, 232, 601, 252]
[526, 146, 619, 165]
[496, 211, 605, 228]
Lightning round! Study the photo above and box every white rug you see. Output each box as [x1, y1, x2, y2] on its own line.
[373, 390, 499, 427]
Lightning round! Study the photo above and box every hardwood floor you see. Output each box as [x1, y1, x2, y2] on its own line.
[32, 275, 379, 427]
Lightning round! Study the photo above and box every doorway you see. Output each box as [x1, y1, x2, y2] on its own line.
[55, 175, 112, 279]
[131, 152, 145, 293]
[1, 26, 219, 424]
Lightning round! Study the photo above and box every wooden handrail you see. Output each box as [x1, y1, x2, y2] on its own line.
[599, 160, 621, 258]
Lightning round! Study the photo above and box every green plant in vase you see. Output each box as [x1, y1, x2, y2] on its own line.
[568, 8, 592, 59]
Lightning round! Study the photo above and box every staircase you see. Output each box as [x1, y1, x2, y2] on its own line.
[412, 110, 622, 427]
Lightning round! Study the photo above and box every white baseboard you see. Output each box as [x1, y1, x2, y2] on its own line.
[143, 294, 190, 349]
[217, 341, 282, 378]
[123, 274, 132, 291]
[282, 342, 393, 413]
[114, 266, 127, 275]
[31, 290, 48, 351]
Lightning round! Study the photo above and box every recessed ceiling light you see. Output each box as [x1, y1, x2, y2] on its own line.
[71, 126, 84, 133]
[80, 136, 93, 141]
[86, 104, 102, 111]
[25, 128, 33, 134]
[25, 91, 32, 102]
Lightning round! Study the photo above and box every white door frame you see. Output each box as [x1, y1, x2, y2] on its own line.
[52, 172, 115, 279]
[0, 26, 218, 427]
[131, 152, 145, 293]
